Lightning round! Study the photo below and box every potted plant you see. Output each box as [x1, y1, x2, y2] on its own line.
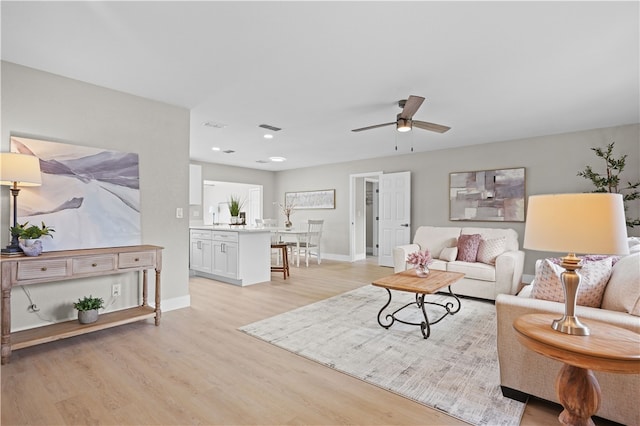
[577, 141, 640, 228]
[10, 221, 55, 242]
[228, 195, 244, 224]
[73, 295, 105, 324]
[10, 221, 55, 256]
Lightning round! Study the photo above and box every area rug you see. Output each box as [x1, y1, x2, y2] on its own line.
[239, 285, 525, 426]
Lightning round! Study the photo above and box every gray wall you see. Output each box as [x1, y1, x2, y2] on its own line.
[272, 123, 640, 275]
[1, 62, 191, 330]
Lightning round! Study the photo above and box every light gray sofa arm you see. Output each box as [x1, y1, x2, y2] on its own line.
[392, 243, 420, 273]
[495, 294, 640, 426]
[493, 250, 525, 296]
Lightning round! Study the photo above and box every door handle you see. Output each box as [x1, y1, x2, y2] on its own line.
[400, 224, 410, 227]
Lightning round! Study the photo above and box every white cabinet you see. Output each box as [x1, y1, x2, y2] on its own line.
[190, 230, 212, 273]
[212, 231, 238, 279]
[189, 228, 271, 286]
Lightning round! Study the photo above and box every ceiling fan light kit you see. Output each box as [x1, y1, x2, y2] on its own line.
[396, 117, 412, 132]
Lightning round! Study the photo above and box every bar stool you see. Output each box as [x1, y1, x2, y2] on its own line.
[270, 243, 289, 279]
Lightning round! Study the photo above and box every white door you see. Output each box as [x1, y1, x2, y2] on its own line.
[378, 171, 411, 267]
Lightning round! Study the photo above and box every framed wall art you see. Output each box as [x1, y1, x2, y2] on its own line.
[285, 189, 335, 209]
[10, 136, 141, 251]
[449, 167, 525, 222]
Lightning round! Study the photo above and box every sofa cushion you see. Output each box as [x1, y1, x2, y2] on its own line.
[412, 226, 461, 260]
[531, 257, 614, 308]
[439, 247, 458, 262]
[477, 237, 506, 265]
[601, 253, 640, 316]
[429, 259, 448, 271]
[456, 234, 482, 262]
[448, 260, 496, 281]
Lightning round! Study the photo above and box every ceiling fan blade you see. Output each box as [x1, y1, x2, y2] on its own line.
[399, 95, 425, 119]
[351, 122, 396, 132]
[413, 120, 451, 133]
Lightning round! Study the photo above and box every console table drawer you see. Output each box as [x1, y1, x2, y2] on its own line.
[119, 251, 156, 268]
[73, 255, 116, 274]
[17, 260, 68, 281]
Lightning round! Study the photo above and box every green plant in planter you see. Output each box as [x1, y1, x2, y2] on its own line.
[228, 195, 244, 217]
[73, 295, 105, 311]
[578, 141, 640, 228]
[10, 221, 55, 239]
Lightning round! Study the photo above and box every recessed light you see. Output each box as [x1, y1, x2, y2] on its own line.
[269, 156, 286, 162]
[263, 134, 274, 139]
[211, 147, 221, 151]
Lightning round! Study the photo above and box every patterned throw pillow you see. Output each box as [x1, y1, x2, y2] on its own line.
[456, 234, 482, 262]
[531, 257, 615, 308]
[476, 237, 506, 265]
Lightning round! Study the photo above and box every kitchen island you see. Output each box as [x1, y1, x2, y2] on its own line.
[189, 226, 271, 286]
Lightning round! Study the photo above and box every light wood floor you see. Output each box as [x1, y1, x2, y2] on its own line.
[1, 258, 618, 425]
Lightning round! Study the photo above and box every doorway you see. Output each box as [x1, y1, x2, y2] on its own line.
[349, 171, 382, 262]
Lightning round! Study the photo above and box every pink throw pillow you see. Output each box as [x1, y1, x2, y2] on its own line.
[531, 257, 615, 308]
[456, 234, 482, 262]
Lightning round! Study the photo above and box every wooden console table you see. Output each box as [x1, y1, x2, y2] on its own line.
[1, 245, 163, 364]
[514, 313, 640, 426]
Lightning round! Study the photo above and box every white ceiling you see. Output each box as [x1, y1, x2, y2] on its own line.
[2, 1, 638, 171]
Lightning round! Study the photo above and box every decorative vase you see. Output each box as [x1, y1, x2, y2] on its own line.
[415, 264, 429, 277]
[19, 239, 43, 257]
[230, 216, 239, 225]
[285, 219, 292, 229]
[78, 309, 99, 324]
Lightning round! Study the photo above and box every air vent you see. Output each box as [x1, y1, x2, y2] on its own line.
[223, 150, 235, 154]
[258, 124, 282, 132]
[202, 121, 227, 128]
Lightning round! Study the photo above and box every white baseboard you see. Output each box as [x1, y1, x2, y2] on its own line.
[321, 253, 352, 262]
[150, 294, 191, 311]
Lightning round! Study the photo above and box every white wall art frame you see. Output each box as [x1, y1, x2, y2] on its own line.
[286, 189, 335, 209]
[10, 136, 141, 251]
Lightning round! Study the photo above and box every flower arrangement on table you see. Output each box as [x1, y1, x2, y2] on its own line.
[279, 198, 296, 228]
[407, 249, 433, 276]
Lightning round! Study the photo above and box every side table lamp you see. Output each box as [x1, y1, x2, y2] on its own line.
[523, 193, 629, 335]
[1, 152, 42, 254]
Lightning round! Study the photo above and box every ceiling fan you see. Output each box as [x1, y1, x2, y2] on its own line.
[351, 95, 450, 134]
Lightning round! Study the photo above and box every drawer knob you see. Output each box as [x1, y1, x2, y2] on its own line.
[134, 258, 140, 262]
[41, 267, 47, 271]
[92, 263, 98, 267]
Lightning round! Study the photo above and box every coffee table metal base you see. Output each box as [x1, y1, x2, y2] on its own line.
[377, 286, 461, 339]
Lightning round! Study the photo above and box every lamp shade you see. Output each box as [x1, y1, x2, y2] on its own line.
[524, 193, 629, 255]
[0, 153, 42, 186]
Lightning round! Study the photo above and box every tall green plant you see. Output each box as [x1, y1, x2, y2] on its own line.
[577, 141, 640, 228]
[228, 195, 244, 217]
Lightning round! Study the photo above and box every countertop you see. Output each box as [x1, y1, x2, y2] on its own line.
[189, 225, 271, 233]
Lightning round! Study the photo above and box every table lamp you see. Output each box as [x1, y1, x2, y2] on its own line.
[523, 193, 629, 336]
[1, 153, 42, 254]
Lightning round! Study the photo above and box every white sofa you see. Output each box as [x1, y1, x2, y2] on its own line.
[496, 252, 640, 426]
[393, 226, 525, 300]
